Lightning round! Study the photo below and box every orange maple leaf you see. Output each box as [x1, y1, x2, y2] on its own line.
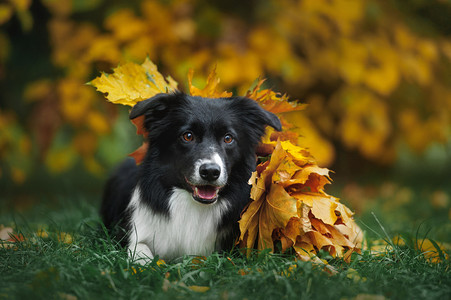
[128, 142, 149, 165]
[187, 68, 233, 98]
[245, 79, 306, 114]
[127, 115, 149, 164]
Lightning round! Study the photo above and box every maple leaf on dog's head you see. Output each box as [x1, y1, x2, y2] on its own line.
[188, 68, 232, 98]
[89, 57, 178, 107]
[245, 79, 306, 114]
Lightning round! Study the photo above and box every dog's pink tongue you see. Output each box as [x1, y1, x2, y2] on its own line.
[196, 186, 218, 200]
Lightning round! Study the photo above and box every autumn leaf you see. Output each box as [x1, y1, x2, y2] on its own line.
[89, 57, 178, 106]
[0, 225, 74, 249]
[187, 68, 232, 98]
[188, 286, 210, 293]
[0, 225, 13, 241]
[245, 79, 306, 114]
[128, 141, 148, 164]
[257, 183, 298, 250]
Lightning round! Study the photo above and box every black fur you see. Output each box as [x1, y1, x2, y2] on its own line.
[101, 92, 281, 252]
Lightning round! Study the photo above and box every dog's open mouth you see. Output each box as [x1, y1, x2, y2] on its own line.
[191, 185, 221, 204]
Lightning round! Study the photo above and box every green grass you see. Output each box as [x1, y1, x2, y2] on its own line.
[1, 194, 450, 300]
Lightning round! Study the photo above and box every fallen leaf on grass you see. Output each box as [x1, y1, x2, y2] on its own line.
[346, 268, 367, 282]
[162, 278, 172, 292]
[156, 259, 166, 266]
[128, 266, 144, 275]
[368, 239, 394, 256]
[0, 225, 13, 240]
[122, 259, 166, 275]
[0, 226, 16, 249]
[57, 293, 78, 300]
[161, 279, 209, 293]
[188, 286, 210, 293]
[371, 237, 450, 263]
[281, 264, 298, 277]
[352, 294, 386, 300]
[0, 225, 75, 249]
[416, 239, 449, 263]
[36, 228, 49, 238]
[190, 256, 207, 269]
[58, 232, 73, 244]
[0, 225, 24, 248]
[238, 268, 249, 276]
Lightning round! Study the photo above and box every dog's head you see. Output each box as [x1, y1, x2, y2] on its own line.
[130, 92, 281, 204]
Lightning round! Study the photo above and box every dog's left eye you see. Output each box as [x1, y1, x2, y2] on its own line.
[224, 134, 234, 144]
[182, 131, 194, 142]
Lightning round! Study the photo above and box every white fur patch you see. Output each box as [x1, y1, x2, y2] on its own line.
[128, 187, 230, 263]
[192, 152, 227, 185]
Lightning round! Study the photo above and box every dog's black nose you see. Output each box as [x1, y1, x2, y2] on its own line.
[199, 163, 221, 182]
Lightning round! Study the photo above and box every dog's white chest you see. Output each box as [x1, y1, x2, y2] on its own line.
[128, 187, 229, 261]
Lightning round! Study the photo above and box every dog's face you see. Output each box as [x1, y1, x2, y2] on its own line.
[129, 92, 281, 205]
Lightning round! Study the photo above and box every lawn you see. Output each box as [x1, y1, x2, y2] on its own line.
[1, 181, 450, 300]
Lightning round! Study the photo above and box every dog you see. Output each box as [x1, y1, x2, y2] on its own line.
[100, 92, 281, 263]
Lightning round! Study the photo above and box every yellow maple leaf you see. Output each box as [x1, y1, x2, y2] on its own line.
[257, 183, 298, 250]
[310, 195, 338, 225]
[89, 57, 178, 106]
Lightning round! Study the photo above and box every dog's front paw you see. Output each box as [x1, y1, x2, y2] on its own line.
[129, 242, 154, 265]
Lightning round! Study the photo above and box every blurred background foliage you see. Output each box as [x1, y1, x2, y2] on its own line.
[1, 0, 451, 227]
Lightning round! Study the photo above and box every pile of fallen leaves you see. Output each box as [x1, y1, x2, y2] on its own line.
[90, 58, 363, 261]
[240, 140, 362, 261]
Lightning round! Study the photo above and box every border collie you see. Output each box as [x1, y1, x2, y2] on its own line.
[101, 92, 281, 263]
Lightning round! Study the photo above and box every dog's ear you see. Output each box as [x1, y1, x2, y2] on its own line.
[236, 97, 282, 132]
[260, 108, 282, 132]
[129, 93, 176, 120]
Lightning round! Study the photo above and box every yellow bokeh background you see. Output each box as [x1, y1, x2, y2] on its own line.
[1, 0, 451, 185]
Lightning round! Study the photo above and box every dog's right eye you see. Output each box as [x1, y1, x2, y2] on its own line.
[182, 131, 194, 142]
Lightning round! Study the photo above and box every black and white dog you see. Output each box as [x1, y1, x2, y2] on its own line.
[101, 92, 281, 263]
